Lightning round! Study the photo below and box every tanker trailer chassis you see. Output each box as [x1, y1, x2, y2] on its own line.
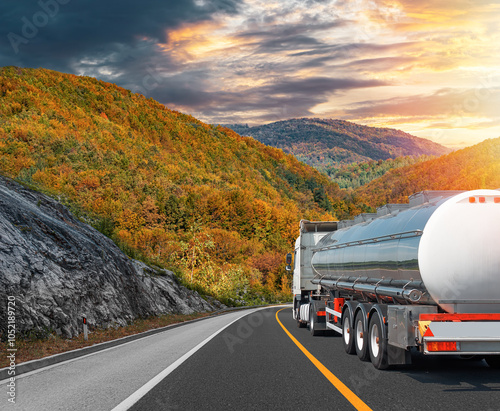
[289, 190, 500, 370]
[319, 293, 500, 370]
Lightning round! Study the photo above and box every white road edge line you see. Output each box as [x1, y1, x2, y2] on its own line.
[110, 306, 271, 411]
[0, 307, 267, 385]
[0, 313, 215, 384]
[0, 324, 167, 384]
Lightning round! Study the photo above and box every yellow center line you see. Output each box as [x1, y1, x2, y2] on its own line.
[276, 308, 372, 411]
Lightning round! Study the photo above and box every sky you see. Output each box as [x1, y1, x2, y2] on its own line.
[1, 0, 499, 149]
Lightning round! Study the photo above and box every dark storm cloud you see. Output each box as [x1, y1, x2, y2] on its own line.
[289, 42, 412, 58]
[262, 77, 387, 96]
[0, 1, 385, 125]
[0, 0, 241, 71]
[257, 34, 323, 52]
[163, 75, 388, 124]
[238, 21, 348, 54]
[238, 21, 346, 40]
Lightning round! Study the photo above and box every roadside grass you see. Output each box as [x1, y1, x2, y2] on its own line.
[0, 312, 211, 369]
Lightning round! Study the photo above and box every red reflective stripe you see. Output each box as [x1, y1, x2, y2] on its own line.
[316, 311, 326, 317]
[420, 313, 500, 321]
[427, 341, 457, 352]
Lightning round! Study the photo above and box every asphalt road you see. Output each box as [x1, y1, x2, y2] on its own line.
[4, 306, 500, 410]
[2, 309, 266, 411]
[131, 306, 500, 411]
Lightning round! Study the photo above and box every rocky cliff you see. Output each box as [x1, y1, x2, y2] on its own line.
[0, 175, 220, 338]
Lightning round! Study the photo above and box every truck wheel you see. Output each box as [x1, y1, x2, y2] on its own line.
[309, 307, 321, 336]
[485, 356, 500, 369]
[368, 312, 389, 370]
[342, 307, 356, 354]
[296, 308, 306, 328]
[354, 311, 370, 361]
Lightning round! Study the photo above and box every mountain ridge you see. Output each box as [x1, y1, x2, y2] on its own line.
[225, 118, 451, 172]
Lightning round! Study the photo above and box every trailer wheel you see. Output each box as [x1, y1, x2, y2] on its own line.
[342, 307, 356, 355]
[485, 356, 500, 369]
[309, 308, 321, 336]
[368, 312, 389, 370]
[296, 309, 306, 328]
[354, 311, 370, 361]
[309, 312, 319, 336]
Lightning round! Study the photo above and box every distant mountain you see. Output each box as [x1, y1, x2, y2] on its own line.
[354, 137, 500, 206]
[225, 119, 451, 171]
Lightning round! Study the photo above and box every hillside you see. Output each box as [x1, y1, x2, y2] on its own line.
[226, 119, 451, 172]
[0, 175, 217, 338]
[325, 155, 433, 189]
[354, 137, 500, 207]
[0, 67, 347, 303]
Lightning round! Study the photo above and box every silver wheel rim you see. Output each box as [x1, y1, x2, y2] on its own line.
[370, 323, 380, 358]
[356, 319, 364, 350]
[343, 315, 350, 345]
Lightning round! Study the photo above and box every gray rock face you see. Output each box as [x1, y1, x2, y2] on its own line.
[0, 175, 220, 338]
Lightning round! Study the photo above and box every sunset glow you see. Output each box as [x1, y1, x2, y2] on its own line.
[1, 0, 499, 148]
[159, 0, 500, 148]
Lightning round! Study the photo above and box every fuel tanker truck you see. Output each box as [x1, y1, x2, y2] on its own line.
[288, 190, 500, 369]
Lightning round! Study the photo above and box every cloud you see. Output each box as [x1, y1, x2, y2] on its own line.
[339, 86, 500, 125]
[0, 0, 498, 148]
[0, 0, 242, 72]
[164, 75, 388, 124]
[262, 77, 386, 96]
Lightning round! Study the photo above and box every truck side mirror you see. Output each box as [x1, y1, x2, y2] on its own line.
[285, 253, 292, 271]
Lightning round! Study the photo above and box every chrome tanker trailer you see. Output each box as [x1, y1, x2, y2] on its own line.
[288, 190, 500, 369]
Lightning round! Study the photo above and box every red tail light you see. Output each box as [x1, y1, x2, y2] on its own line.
[427, 341, 457, 352]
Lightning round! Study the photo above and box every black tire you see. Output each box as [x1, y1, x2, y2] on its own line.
[309, 306, 321, 336]
[354, 310, 370, 361]
[485, 355, 500, 369]
[342, 307, 356, 354]
[368, 311, 389, 370]
[296, 309, 306, 328]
